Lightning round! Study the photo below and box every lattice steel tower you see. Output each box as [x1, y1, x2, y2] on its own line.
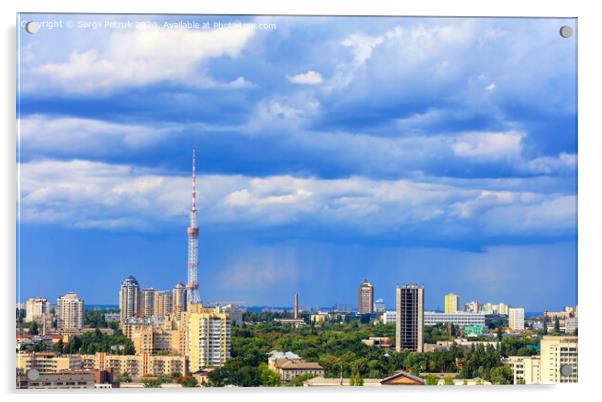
[186, 149, 200, 305]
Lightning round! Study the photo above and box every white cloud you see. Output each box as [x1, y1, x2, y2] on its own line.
[287, 70, 323, 85]
[452, 131, 523, 160]
[19, 159, 576, 238]
[29, 25, 255, 93]
[19, 115, 179, 152]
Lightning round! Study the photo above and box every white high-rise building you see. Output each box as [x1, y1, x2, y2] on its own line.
[540, 336, 578, 383]
[57, 292, 84, 331]
[508, 307, 525, 331]
[25, 298, 49, 324]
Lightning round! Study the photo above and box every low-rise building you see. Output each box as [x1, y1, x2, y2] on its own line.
[267, 350, 324, 381]
[16, 371, 95, 389]
[381, 311, 396, 325]
[424, 311, 486, 327]
[16, 353, 82, 374]
[361, 337, 391, 349]
[80, 352, 187, 380]
[504, 356, 541, 384]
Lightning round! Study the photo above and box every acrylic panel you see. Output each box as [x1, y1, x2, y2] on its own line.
[16, 14, 578, 389]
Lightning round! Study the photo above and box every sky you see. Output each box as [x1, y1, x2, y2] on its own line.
[17, 15, 577, 311]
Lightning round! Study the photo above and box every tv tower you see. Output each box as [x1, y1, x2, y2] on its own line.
[186, 149, 200, 305]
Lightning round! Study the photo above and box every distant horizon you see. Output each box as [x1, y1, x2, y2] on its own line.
[17, 15, 577, 313]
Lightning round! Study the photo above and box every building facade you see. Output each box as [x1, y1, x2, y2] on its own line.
[505, 355, 541, 384]
[444, 293, 459, 314]
[119, 276, 140, 322]
[187, 305, 231, 372]
[57, 293, 84, 331]
[424, 311, 486, 327]
[172, 283, 187, 317]
[25, 298, 49, 324]
[464, 301, 480, 313]
[357, 279, 374, 314]
[81, 352, 187, 379]
[508, 307, 525, 331]
[395, 285, 424, 352]
[540, 336, 578, 383]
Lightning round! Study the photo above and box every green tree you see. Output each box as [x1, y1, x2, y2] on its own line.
[30, 322, 39, 335]
[116, 372, 132, 383]
[489, 365, 512, 385]
[32, 341, 47, 352]
[554, 317, 561, 335]
[180, 376, 198, 387]
[290, 373, 314, 386]
[143, 378, 162, 388]
[52, 339, 64, 354]
[258, 363, 280, 386]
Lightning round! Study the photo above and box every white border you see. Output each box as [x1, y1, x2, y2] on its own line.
[2, 1, 600, 402]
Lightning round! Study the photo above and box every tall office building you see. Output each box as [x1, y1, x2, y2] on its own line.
[540, 336, 578, 383]
[25, 298, 49, 323]
[395, 285, 424, 352]
[444, 293, 459, 314]
[172, 283, 187, 317]
[57, 292, 84, 331]
[357, 279, 374, 314]
[498, 303, 509, 315]
[119, 276, 140, 322]
[187, 304, 231, 371]
[508, 307, 525, 331]
[374, 298, 386, 313]
[293, 293, 299, 320]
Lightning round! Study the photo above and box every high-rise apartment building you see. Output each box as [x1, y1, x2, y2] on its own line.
[540, 336, 578, 383]
[25, 298, 49, 324]
[140, 288, 158, 318]
[57, 293, 84, 331]
[156, 291, 173, 318]
[187, 304, 231, 371]
[444, 293, 459, 313]
[508, 307, 525, 331]
[357, 279, 374, 314]
[374, 298, 386, 313]
[464, 300, 480, 313]
[172, 283, 187, 317]
[119, 276, 140, 322]
[395, 285, 424, 352]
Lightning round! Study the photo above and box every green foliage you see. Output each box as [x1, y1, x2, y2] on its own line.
[443, 375, 454, 385]
[258, 363, 280, 386]
[32, 341, 47, 352]
[142, 378, 163, 388]
[61, 328, 135, 355]
[30, 322, 39, 335]
[205, 312, 519, 387]
[489, 365, 513, 384]
[424, 374, 438, 385]
[290, 373, 314, 386]
[52, 339, 64, 354]
[179, 376, 198, 387]
[553, 317, 561, 335]
[116, 372, 132, 383]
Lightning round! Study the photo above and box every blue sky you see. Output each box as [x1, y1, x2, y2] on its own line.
[17, 15, 577, 311]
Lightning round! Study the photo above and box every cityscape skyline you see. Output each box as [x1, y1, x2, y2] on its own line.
[17, 15, 577, 311]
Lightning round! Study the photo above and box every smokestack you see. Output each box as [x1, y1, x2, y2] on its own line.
[294, 293, 299, 320]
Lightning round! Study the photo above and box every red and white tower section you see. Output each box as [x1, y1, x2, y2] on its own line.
[186, 149, 200, 305]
